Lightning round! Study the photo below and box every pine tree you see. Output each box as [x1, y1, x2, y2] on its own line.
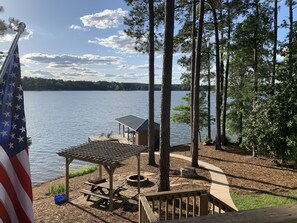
[158, 0, 175, 192]
[124, 0, 163, 165]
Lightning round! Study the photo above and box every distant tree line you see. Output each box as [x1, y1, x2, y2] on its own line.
[21, 77, 196, 91]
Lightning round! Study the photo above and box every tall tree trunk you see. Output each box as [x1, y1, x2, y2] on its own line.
[238, 71, 244, 144]
[207, 49, 211, 141]
[211, 2, 222, 150]
[220, 1, 224, 122]
[148, 0, 156, 166]
[253, 0, 259, 94]
[272, 0, 277, 94]
[222, 0, 231, 145]
[252, 0, 259, 157]
[288, 0, 293, 77]
[192, 0, 205, 167]
[158, 0, 174, 192]
[238, 112, 243, 144]
[190, 0, 197, 154]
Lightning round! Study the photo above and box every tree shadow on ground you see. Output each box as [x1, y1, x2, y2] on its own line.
[70, 197, 139, 222]
[69, 202, 109, 223]
[170, 144, 191, 152]
[207, 167, 297, 191]
[200, 154, 297, 173]
[113, 212, 137, 223]
[220, 144, 252, 156]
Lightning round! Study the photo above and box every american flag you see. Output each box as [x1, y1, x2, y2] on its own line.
[0, 45, 34, 223]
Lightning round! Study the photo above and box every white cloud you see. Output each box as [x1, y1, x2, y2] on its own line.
[68, 67, 93, 72]
[80, 8, 127, 29]
[23, 69, 54, 78]
[129, 64, 149, 70]
[122, 72, 147, 79]
[114, 72, 148, 82]
[69, 25, 89, 31]
[22, 53, 123, 68]
[104, 73, 116, 78]
[128, 64, 161, 70]
[57, 69, 105, 81]
[89, 31, 138, 54]
[0, 28, 33, 42]
[23, 67, 106, 81]
[97, 71, 149, 83]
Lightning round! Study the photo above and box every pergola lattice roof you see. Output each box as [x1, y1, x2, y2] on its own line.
[57, 141, 147, 167]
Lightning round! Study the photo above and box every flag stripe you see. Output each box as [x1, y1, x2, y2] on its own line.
[16, 148, 31, 178]
[0, 148, 34, 222]
[0, 164, 31, 223]
[11, 155, 33, 200]
[0, 187, 17, 223]
[0, 201, 12, 223]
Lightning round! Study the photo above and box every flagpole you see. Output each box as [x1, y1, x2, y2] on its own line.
[0, 22, 26, 81]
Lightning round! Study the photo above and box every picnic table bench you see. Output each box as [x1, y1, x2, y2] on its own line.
[80, 178, 125, 204]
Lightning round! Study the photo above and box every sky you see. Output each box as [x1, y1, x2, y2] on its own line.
[0, 0, 292, 84]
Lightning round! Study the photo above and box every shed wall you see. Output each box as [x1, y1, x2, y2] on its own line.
[135, 130, 159, 148]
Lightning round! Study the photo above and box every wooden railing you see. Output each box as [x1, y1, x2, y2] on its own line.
[139, 189, 233, 223]
[139, 195, 158, 223]
[208, 193, 236, 213]
[139, 189, 297, 223]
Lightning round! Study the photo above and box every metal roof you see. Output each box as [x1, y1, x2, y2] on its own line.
[57, 141, 147, 167]
[115, 115, 160, 132]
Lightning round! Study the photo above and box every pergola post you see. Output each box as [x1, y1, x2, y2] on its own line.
[137, 154, 140, 195]
[118, 123, 121, 134]
[103, 165, 115, 211]
[65, 157, 73, 202]
[99, 164, 102, 179]
[133, 132, 135, 144]
[127, 128, 130, 141]
[109, 166, 115, 211]
[122, 125, 125, 137]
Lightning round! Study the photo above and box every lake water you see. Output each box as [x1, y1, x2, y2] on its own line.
[24, 91, 216, 184]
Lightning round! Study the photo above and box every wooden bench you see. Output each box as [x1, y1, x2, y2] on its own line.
[80, 189, 112, 200]
[85, 179, 125, 194]
[84, 178, 107, 186]
[81, 179, 125, 204]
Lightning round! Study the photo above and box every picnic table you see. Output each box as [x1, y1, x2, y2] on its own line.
[80, 178, 125, 204]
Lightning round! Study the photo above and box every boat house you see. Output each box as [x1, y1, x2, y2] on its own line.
[115, 115, 160, 148]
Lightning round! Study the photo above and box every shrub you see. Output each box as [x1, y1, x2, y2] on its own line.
[47, 183, 65, 195]
[69, 165, 97, 178]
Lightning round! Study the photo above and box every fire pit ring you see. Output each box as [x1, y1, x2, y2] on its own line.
[126, 174, 149, 187]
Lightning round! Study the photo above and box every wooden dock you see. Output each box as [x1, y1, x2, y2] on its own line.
[88, 134, 132, 144]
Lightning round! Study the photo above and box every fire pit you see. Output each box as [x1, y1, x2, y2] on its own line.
[126, 174, 149, 187]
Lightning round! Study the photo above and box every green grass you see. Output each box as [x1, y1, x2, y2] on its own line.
[231, 191, 297, 211]
[69, 165, 97, 178]
[47, 183, 65, 195]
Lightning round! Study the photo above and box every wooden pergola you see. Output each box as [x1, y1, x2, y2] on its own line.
[57, 141, 147, 211]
